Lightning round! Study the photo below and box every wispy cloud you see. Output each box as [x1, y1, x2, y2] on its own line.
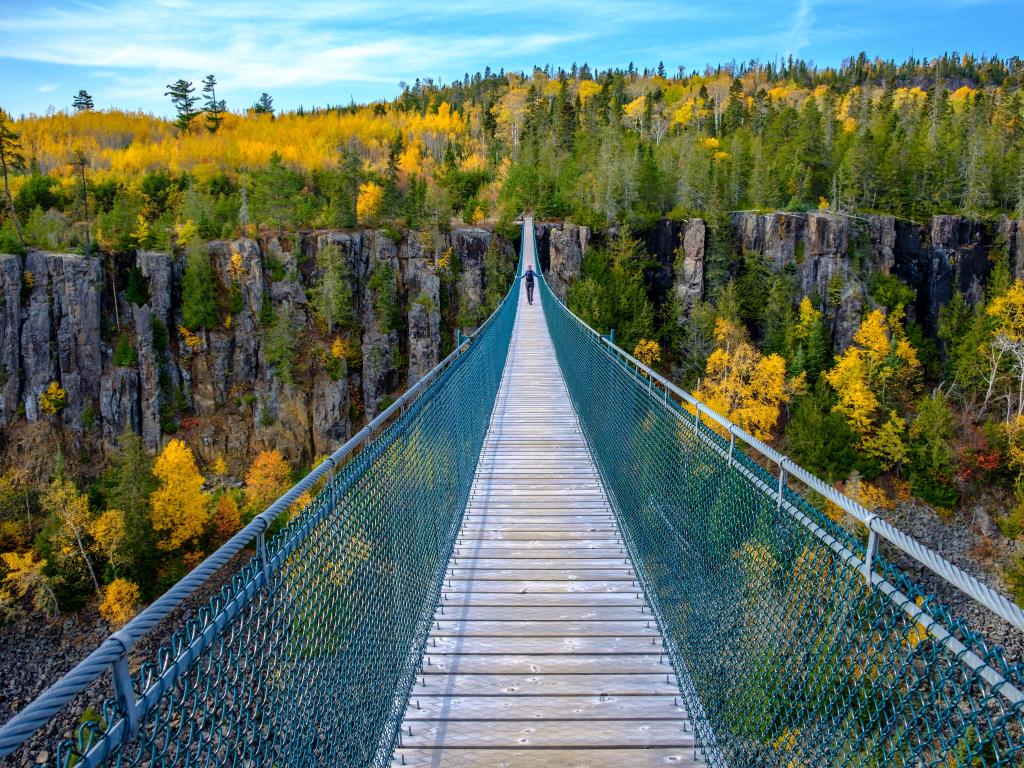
[0, 0, 598, 105]
[0, 0, 1018, 115]
[785, 0, 815, 57]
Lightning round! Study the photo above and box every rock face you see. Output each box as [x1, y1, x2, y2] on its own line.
[732, 212, 863, 347]
[401, 236, 441, 384]
[16, 252, 104, 430]
[537, 213, 1021, 354]
[0, 256, 22, 428]
[1003, 217, 1024, 280]
[537, 222, 590, 300]
[892, 216, 994, 334]
[0, 227, 508, 478]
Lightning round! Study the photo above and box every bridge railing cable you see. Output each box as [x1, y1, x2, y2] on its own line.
[533, 220, 1024, 767]
[0, 242, 524, 767]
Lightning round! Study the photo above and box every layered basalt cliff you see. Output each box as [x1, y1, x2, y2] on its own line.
[538, 213, 1023, 351]
[0, 227, 515, 479]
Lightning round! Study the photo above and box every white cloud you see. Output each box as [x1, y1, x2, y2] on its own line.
[0, 0, 600, 106]
[785, 0, 815, 57]
[37, 83, 59, 92]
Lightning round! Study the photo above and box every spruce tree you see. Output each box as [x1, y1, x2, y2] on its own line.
[202, 74, 226, 133]
[164, 79, 199, 132]
[310, 244, 353, 333]
[72, 90, 94, 111]
[0, 110, 25, 247]
[253, 93, 274, 115]
[181, 239, 218, 331]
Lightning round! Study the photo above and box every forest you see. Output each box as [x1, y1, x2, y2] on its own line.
[1, 51, 1024, 633]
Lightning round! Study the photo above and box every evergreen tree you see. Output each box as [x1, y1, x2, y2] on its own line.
[566, 226, 654, 350]
[181, 238, 218, 331]
[103, 431, 158, 597]
[310, 243, 353, 333]
[908, 392, 959, 507]
[72, 90, 94, 111]
[0, 110, 25, 247]
[71, 149, 90, 256]
[202, 74, 226, 133]
[253, 92, 274, 115]
[164, 79, 199, 132]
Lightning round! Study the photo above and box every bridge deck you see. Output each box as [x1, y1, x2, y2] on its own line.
[393, 224, 702, 767]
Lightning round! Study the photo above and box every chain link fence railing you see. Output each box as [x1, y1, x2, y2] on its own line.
[536, 232, 1024, 767]
[0, 246, 522, 768]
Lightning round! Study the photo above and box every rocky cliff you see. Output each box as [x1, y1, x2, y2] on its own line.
[537, 213, 1023, 351]
[0, 227, 513, 479]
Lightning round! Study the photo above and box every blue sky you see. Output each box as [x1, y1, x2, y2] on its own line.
[0, 0, 1018, 117]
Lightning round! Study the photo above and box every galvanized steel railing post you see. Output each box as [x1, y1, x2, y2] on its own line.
[109, 630, 140, 739]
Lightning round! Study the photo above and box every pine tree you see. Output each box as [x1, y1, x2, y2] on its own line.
[164, 79, 199, 132]
[253, 92, 274, 115]
[201, 74, 226, 133]
[310, 243, 353, 333]
[72, 90, 94, 111]
[104, 431, 158, 595]
[181, 238, 218, 331]
[0, 110, 25, 247]
[71, 149, 90, 256]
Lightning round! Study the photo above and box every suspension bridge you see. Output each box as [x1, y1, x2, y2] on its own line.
[2, 217, 1024, 767]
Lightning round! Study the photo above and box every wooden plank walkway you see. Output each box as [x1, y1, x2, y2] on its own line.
[392, 221, 702, 768]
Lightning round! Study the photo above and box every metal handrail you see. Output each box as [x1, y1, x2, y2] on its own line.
[529, 218, 1024, 706]
[0, 234, 526, 760]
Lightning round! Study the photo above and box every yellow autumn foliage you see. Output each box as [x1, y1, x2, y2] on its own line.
[576, 80, 602, 103]
[150, 439, 210, 552]
[987, 280, 1024, 341]
[826, 309, 920, 469]
[356, 181, 384, 223]
[91, 509, 126, 569]
[244, 449, 292, 514]
[38, 381, 67, 415]
[99, 578, 141, 628]
[694, 319, 790, 441]
[13, 101, 468, 182]
[1, 550, 57, 615]
[633, 339, 662, 367]
[827, 471, 893, 522]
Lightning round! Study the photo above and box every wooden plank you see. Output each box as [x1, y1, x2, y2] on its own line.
[402, 694, 685, 721]
[458, 536, 622, 548]
[445, 559, 630, 570]
[396, 221, 699, 768]
[426, 636, 666, 655]
[441, 580, 639, 594]
[421, 654, 666, 675]
[411, 673, 677, 696]
[441, 593, 646, 607]
[429, 620, 658, 637]
[403, 720, 695, 748]
[430, 607, 648, 621]
[445, 570, 635, 581]
[392, 748, 702, 767]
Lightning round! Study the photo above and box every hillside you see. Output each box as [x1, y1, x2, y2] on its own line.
[1, 50, 1024, 683]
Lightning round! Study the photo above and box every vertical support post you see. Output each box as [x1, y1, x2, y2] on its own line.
[609, 328, 615, 345]
[257, 527, 271, 585]
[863, 514, 879, 586]
[455, 329, 464, 349]
[111, 634, 141, 738]
[776, 459, 788, 517]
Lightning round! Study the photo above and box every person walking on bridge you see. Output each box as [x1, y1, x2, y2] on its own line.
[522, 265, 536, 305]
